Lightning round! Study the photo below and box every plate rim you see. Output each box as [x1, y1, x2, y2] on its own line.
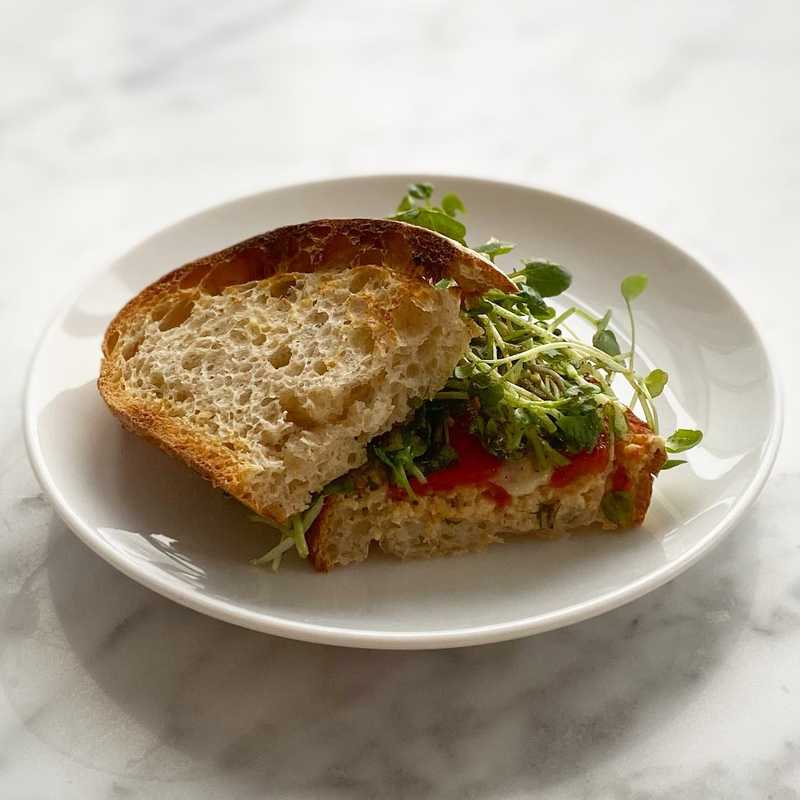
[22, 172, 785, 650]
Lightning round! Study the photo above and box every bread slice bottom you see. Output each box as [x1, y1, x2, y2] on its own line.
[307, 422, 666, 571]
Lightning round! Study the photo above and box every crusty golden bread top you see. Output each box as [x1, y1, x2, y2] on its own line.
[102, 218, 513, 358]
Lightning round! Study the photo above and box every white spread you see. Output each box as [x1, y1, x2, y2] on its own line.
[493, 457, 552, 496]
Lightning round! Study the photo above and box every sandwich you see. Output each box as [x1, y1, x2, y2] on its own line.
[98, 183, 701, 571]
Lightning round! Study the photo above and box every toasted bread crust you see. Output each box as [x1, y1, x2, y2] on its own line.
[97, 369, 254, 510]
[101, 218, 513, 360]
[622, 410, 666, 526]
[631, 439, 666, 525]
[98, 218, 511, 522]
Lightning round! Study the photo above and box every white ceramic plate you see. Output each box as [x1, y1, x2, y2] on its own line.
[24, 175, 782, 649]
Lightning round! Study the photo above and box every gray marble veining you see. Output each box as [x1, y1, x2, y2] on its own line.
[2, 1, 798, 797]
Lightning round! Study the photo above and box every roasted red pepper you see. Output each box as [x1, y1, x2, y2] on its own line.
[610, 465, 631, 492]
[625, 409, 651, 435]
[550, 433, 610, 488]
[419, 423, 501, 492]
[386, 420, 505, 503]
[483, 482, 512, 508]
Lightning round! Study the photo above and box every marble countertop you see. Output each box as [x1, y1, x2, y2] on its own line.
[2, 1, 798, 797]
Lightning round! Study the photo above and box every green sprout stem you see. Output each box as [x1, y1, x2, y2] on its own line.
[287, 517, 303, 556]
[252, 536, 296, 570]
[251, 493, 327, 569]
[546, 306, 599, 333]
[625, 297, 637, 372]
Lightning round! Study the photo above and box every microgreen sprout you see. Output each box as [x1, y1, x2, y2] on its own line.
[621, 273, 648, 371]
[369, 403, 457, 495]
[592, 309, 621, 356]
[249, 478, 355, 569]
[390, 182, 467, 244]
[474, 237, 515, 262]
[516, 260, 572, 297]
[593, 328, 621, 357]
[250, 496, 322, 570]
[666, 429, 703, 452]
[441, 192, 465, 217]
[644, 369, 668, 398]
[440, 287, 662, 461]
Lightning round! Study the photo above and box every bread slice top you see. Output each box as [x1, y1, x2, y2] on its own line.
[98, 218, 514, 522]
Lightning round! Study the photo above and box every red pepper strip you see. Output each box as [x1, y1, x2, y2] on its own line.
[418, 424, 502, 493]
[550, 433, 610, 488]
[387, 484, 406, 501]
[625, 409, 652, 435]
[611, 465, 631, 492]
[385, 421, 504, 501]
[483, 482, 512, 508]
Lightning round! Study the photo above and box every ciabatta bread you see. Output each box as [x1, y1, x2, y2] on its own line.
[98, 219, 514, 522]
